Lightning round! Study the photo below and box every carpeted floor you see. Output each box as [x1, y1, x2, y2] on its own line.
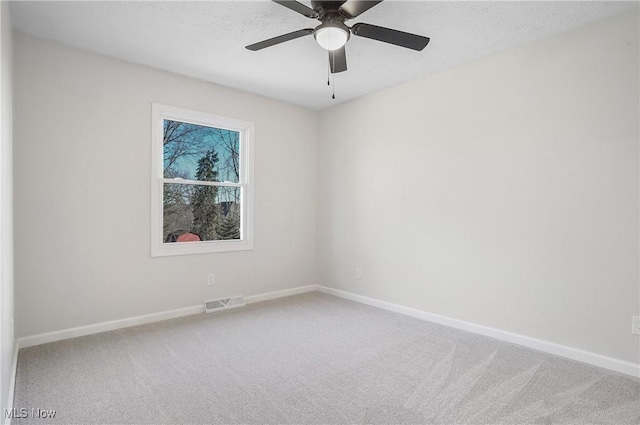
[12, 292, 640, 424]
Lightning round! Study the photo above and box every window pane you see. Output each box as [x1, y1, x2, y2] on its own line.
[163, 183, 241, 243]
[163, 120, 240, 183]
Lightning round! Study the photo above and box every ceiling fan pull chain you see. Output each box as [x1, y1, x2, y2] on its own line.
[327, 59, 330, 86]
[332, 72, 336, 100]
[330, 50, 335, 100]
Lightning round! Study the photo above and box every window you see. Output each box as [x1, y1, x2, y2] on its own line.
[151, 104, 254, 256]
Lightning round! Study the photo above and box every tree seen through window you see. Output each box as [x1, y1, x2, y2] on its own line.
[162, 120, 241, 243]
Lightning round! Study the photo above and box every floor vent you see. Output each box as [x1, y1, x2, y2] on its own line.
[204, 296, 245, 313]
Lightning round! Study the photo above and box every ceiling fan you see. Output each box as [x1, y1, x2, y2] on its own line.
[246, 0, 430, 74]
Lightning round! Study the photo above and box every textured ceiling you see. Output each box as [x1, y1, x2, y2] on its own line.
[9, 0, 638, 110]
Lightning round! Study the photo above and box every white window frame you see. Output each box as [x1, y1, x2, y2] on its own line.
[151, 103, 254, 257]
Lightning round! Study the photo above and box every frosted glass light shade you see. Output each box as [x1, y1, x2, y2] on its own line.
[314, 26, 349, 51]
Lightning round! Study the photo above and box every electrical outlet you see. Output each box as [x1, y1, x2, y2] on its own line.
[632, 316, 640, 336]
[355, 267, 362, 280]
[208, 273, 215, 286]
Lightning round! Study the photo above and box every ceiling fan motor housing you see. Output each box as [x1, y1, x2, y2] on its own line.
[311, 1, 349, 19]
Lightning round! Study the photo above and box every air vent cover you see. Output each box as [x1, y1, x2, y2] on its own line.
[204, 296, 245, 313]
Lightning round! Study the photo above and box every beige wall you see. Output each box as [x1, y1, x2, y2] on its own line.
[317, 10, 639, 363]
[13, 33, 318, 337]
[0, 1, 14, 417]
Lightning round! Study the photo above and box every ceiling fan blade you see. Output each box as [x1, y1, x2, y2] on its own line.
[351, 23, 430, 51]
[329, 46, 347, 73]
[272, 0, 319, 19]
[339, 0, 383, 19]
[246, 28, 314, 51]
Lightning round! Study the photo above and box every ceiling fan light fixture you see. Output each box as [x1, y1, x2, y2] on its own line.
[314, 25, 349, 51]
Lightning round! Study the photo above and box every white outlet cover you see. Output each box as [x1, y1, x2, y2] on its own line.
[632, 316, 640, 336]
[208, 273, 215, 286]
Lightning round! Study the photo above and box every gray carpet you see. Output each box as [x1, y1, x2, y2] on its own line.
[12, 292, 640, 424]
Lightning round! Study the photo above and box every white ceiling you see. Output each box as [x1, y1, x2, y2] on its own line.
[9, 0, 638, 110]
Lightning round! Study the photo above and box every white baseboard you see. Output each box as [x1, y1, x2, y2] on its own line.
[18, 285, 318, 349]
[316, 285, 640, 378]
[15, 284, 639, 379]
[4, 343, 18, 425]
[245, 285, 317, 304]
[18, 304, 204, 349]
